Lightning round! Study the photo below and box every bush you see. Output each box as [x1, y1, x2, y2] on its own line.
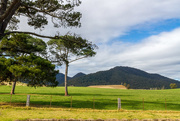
[170, 83, 177, 89]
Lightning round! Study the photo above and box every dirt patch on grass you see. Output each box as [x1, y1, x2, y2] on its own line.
[88, 85, 127, 89]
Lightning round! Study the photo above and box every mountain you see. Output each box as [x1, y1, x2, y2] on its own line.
[56, 73, 71, 85]
[67, 66, 180, 89]
[72, 72, 86, 78]
[56, 72, 86, 85]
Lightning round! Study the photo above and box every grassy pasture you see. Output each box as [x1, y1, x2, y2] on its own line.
[1, 86, 180, 111]
[1, 86, 180, 120]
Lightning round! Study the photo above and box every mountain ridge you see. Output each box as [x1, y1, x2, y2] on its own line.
[66, 66, 180, 89]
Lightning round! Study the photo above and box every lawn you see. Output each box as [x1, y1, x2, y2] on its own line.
[1, 85, 180, 111]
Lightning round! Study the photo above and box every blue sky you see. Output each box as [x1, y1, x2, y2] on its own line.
[19, 0, 180, 80]
[119, 19, 180, 43]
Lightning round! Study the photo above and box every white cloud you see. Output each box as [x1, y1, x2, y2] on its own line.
[68, 28, 180, 80]
[72, 0, 180, 43]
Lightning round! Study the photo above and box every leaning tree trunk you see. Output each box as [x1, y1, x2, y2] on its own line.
[11, 81, 16, 94]
[64, 63, 69, 96]
[0, 0, 21, 36]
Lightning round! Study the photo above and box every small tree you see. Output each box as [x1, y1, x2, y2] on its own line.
[0, 33, 58, 94]
[123, 83, 127, 87]
[170, 83, 177, 89]
[0, 54, 58, 94]
[48, 35, 97, 96]
[126, 84, 130, 89]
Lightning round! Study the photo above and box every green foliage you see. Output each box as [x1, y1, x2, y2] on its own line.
[47, 35, 97, 65]
[0, 57, 15, 82]
[0, 54, 58, 87]
[0, 33, 46, 56]
[0, 0, 82, 38]
[170, 83, 177, 89]
[123, 83, 127, 87]
[18, 0, 82, 29]
[0, 33, 58, 87]
[126, 84, 130, 89]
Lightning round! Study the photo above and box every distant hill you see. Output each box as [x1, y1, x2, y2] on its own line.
[56, 72, 86, 85]
[67, 66, 180, 89]
[72, 72, 86, 78]
[56, 73, 71, 85]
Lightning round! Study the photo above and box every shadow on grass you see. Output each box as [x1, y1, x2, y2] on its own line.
[1, 98, 180, 111]
[1, 93, 180, 111]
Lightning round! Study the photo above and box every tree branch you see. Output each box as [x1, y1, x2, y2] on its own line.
[21, 4, 65, 20]
[3, 31, 62, 39]
[3, 31, 81, 43]
[69, 56, 88, 63]
[0, 0, 8, 16]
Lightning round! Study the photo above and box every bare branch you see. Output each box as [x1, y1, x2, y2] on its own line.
[69, 56, 88, 63]
[21, 4, 64, 20]
[2, 31, 82, 44]
[3, 31, 58, 39]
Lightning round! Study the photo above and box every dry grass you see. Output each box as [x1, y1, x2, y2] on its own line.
[88, 85, 127, 89]
[1, 106, 180, 121]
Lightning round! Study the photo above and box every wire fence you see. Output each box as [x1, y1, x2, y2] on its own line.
[0, 93, 180, 111]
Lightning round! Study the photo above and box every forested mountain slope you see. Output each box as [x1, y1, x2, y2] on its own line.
[67, 66, 180, 89]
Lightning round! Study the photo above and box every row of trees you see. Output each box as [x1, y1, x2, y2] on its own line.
[0, 0, 97, 96]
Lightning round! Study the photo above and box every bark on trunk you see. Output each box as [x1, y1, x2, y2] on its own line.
[11, 81, 16, 94]
[0, 0, 21, 35]
[64, 63, 69, 96]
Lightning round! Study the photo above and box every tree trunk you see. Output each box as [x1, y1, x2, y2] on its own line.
[11, 81, 16, 94]
[64, 63, 69, 96]
[0, 0, 21, 36]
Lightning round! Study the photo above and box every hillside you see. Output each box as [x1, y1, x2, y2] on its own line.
[56, 73, 71, 85]
[72, 72, 86, 78]
[56, 72, 86, 85]
[67, 66, 180, 89]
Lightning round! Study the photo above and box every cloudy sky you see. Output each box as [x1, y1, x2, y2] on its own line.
[20, 0, 180, 80]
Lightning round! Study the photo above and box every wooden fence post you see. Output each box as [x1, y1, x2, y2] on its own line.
[71, 96, 72, 108]
[118, 98, 121, 110]
[93, 97, 95, 109]
[26, 95, 30, 107]
[50, 95, 52, 108]
[143, 98, 144, 111]
[165, 98, 167, 110]
[10, 94, 12, 105]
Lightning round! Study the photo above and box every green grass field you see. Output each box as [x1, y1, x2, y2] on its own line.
[1, 86, 180, 120]
[1, 85, 180, 111]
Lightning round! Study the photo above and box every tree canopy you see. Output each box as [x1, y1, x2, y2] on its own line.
[48, 35, 97, 96]
[0, 33, 58, 94]
[47, 35, 97, 65]
[0, 33, 47, 57]
[0, 54, 59, 93]
[0, 0, 81, 39]
[0, 57, 14, 82]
